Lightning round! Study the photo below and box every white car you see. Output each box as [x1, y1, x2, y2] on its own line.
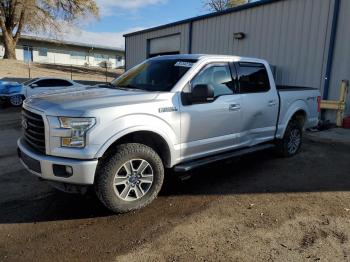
[2, 78, 85, 106]
[24, 78, 84, 98]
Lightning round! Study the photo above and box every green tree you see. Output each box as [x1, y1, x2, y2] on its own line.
[0, 0, 99, 59]
[203, 0, 249, 12]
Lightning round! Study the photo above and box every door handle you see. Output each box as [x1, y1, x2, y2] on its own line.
[268, 100, 278, 107]
[229, 104, 241, 111]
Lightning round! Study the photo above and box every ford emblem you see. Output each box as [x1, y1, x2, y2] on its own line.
[22, 119, 28, 130]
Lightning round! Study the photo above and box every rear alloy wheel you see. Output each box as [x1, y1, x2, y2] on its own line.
[95, 143, 164, 213]
[276, 120, 303, 157]
[9, 95, 23, 107]
[287, 128, 302, 155]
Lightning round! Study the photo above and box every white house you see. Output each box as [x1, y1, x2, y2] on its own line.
[0, 35, 125, 69]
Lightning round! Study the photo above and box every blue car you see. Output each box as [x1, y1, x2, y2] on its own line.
[0, 81, 25, 106]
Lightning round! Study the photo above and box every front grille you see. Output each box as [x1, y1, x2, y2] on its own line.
[22, 109, 46, 154]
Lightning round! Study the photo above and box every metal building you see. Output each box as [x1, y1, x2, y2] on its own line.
[124, 0, 350, 121]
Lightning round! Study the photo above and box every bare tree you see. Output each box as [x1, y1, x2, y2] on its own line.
[0, 0, 99, 59]
[203, 0, 249, 12]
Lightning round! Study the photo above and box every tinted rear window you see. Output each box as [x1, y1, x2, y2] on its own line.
[237, 62, 270, 93]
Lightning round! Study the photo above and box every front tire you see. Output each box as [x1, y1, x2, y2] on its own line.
[95, 143, 164, 213]
[276, 120, 303, 157]
[9, 95, 23, 107]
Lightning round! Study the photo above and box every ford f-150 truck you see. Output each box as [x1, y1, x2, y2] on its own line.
[18, 54, 320, 213]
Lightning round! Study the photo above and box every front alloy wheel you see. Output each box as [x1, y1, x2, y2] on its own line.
[95, 143, 164, 213]
[114, 159, 154, 201]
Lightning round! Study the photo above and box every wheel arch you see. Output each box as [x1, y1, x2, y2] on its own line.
[96, 129, 173, 168]
[291, 109, 307, 127]
[277, 99, 309, 138]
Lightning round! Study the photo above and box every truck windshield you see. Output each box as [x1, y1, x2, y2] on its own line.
[111, 59, 197, 92]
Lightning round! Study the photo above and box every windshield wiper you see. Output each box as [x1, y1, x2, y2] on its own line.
[102, 83, 150, 92]
[99, 83, 131, 90]
[117, 84, 150, 91]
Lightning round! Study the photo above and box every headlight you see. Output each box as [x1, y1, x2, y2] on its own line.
[59, 117, 96, 148]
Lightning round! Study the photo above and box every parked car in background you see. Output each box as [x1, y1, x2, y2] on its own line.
[0, 78, 84, 107]
[18, 54, 320, 213]
[0, 81, 24, 107]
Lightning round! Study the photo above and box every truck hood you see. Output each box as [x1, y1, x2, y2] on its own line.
[24, 87, 159, 116]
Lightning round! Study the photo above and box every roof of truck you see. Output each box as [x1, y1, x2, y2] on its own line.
[149, 54, 268, 64]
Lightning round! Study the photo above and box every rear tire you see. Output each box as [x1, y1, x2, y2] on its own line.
[276, 120, 303, 157]
[95, 143, 164, 213]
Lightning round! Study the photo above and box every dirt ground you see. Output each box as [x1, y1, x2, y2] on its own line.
[0, 60, 124, 82]
[0, 107, 350, 262]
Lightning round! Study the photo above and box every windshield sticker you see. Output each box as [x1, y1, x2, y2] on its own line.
[175, 61, 194, 68]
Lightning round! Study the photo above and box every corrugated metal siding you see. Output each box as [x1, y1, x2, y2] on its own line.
[125, 0, 350, 119]
[191, 0, 333, 89]
[329, 0, 350, 115]
[125, 23, 189, 69]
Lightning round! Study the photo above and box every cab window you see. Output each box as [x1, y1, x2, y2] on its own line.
[191, 64, 234, 98]
[236, 62, 270, 93]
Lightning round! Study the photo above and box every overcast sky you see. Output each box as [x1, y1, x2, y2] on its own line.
[58, 0, 206, 48]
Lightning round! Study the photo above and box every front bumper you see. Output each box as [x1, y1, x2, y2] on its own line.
[17, 138, 98, 185]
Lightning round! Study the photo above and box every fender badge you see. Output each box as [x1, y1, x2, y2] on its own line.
[159, 107, 178, 113]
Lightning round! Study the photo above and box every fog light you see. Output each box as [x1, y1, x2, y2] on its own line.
[53, 164, 73, 178]
[65, 166, 73, 175]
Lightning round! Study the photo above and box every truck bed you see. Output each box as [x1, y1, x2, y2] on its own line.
[277, 85, 318, 91]
[276, 87, 320, 138]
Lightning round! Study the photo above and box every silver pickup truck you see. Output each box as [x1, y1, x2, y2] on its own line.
[18, 54, 320, 213]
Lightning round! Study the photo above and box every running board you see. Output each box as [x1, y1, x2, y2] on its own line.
[174, 143, 275, 172]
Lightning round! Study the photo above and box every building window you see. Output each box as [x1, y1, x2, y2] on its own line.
[116, 55, 123, 62]
[95, 54, 108, 62]
[71, 52, 86, 60]
[38, 48, 47, 57]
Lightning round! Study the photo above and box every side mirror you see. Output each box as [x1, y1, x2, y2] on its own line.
[30, 84, 38, 88]
[191, 84, 214, 103]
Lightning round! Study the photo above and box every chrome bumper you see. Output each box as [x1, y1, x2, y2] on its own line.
[17, 138, 98, 185]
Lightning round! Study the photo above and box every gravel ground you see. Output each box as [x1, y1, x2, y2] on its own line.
[0, 107, 349, 262]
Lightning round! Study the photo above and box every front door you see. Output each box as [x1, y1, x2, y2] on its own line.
[180, 63, 242, 162]
[23, 46, 33, 63]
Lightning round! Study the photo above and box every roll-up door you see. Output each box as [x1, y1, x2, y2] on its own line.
[149, 34, 180, 57]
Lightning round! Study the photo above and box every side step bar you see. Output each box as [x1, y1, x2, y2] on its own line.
[174, 143, 275, 172]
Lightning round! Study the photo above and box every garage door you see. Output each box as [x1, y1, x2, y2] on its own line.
[149, 34, 180, 57]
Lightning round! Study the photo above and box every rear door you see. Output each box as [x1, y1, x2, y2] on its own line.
[234, 62, 279, 146]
